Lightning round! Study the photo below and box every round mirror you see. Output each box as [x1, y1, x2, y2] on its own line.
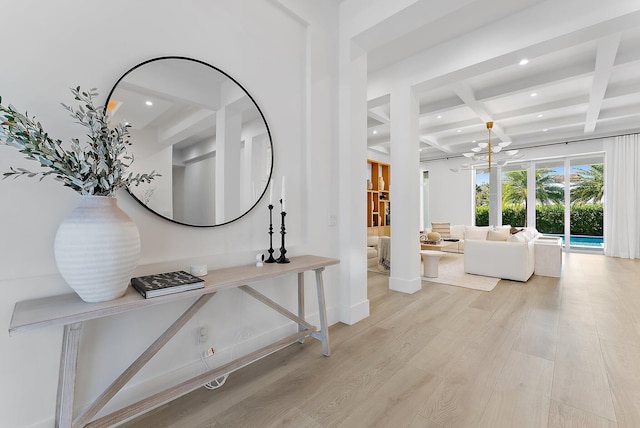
[107, 56, 273, 227]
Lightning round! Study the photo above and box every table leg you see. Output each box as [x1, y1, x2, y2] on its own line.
[297, 272, 305, 342]
[314, 268, 330, 356]
[56, 322, 82, 428]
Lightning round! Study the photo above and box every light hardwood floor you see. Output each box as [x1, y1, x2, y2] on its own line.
[122, 252, 640, 428]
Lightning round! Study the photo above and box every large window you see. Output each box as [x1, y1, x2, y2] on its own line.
[473, 153, 604, 252]
[534, 160, 565, 235]
[475, 171, 489, 226]
[501, 164, 530, 227]
[568, 156, 604, 250]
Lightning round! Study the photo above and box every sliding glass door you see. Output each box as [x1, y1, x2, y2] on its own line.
[534, 160, 565, 241]
[568, 156, 604, 251]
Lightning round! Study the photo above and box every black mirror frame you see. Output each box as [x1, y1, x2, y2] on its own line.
[106, 56, 274, 227]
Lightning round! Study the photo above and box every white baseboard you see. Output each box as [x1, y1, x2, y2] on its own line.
[339, 298, 370, 325]
[389, 276, 422, 294]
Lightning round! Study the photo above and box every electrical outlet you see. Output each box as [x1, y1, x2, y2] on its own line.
[203, 347, 215, 358]
[199, 327, 208, 344]
[328, 214, 337, 226]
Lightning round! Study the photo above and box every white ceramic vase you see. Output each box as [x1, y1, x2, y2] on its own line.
[54, 196, 141, 303]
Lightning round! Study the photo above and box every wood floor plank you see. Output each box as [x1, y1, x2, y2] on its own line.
[600, 339, 640, 427]
[477, 390, 550, 428]
[264, 407, 323, 428]
[418, 376, 497, 427]
[336, 366, 443, 428]
[513, 307, 559, 361]
[494, 350, 554, 396]
[548, 400, 618, 428]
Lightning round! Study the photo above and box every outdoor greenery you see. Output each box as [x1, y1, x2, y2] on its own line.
[571, 164, 604, 204]
[475, 164, 604, 236]
[0, 87, 158, 196]
[475, 204, 603, 235]
[502, 168, 564, 208]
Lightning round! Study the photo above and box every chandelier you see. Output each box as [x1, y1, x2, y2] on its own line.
[460, 121, 520, 171]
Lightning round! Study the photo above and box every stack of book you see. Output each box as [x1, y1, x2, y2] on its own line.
[131, 270, 205, 299]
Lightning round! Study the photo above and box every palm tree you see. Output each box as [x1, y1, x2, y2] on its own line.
[571, 164, 604, 204]
[476, 182, 490, 206]
[502, 168, 564, 208]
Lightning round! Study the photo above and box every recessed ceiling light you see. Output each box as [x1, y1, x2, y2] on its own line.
[537, 114, 544, 118]
[145, 100, 153, 106]
[372, 130, 378, 135]
[472, 140, 476, 143]
[542, 129, 548, 132]
[457, 129, 462, 133]
[519, 59, 529, 66]
[530, 93, 538, 97]
[436, 115, 442, 119]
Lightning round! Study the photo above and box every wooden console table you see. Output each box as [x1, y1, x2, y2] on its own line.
[9, 255, 338, 428]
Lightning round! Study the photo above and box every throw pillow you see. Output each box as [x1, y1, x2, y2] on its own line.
[464, 226, 489, 240]
[450, 225, 465, 239]
[487, 229, 509, 241]
[431, 222, 451, 238]
[507, 233, 525, 243]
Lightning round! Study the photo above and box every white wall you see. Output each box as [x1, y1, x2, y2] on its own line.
[0, 1, 340, 427]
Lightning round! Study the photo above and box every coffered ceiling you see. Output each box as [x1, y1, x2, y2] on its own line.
[364, 1, 640, 162]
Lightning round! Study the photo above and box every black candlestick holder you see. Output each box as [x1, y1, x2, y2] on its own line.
[265, 204, 277, 263]
[276, 200, 290, 264]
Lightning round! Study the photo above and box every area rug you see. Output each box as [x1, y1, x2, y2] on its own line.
[424, 253, 499, 292]
[368, 253, 499, 292]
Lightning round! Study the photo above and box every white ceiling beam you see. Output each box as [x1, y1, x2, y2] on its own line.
[475, 61, 594, 101]
[421, 118, 480, 134]
[367, 109, 390, 125]
[584, 33, 621, 133]
[493, 96, 590, 121]
[604, 80, 640, 99]
[508, 114, 587, 135]
[450, 81, 511, 143]
[419, 136, 454, 154]
[368, 94, 391, 109]
[418, 96, 464, 115]
[598, 105, 640, 120]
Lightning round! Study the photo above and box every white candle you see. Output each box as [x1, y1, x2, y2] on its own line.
[269, 179, 273, 205]
[281, 176, 286, 211]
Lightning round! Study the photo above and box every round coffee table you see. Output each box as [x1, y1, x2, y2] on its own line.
[420, 250, 444, 278]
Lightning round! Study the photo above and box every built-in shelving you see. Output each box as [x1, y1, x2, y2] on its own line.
[367, 159, 390, 236]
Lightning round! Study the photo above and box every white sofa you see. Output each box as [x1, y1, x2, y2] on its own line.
[422, 224, 486, 253]
[464, 227, 539, 282]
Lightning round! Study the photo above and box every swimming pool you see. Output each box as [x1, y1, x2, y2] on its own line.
[543, 235, 604, 248]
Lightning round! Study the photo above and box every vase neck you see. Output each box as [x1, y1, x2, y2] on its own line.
[79, 195, 118, 208]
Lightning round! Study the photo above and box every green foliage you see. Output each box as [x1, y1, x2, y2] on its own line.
[0, 87, 159, 196]
[570, 204, 603, 235]
[535, 205, 564, 234]
[474, 204, 603, 235]
[475, 205, 489, 226]
[502, 206, 526, 227]
[502, 168, 564, 207]
[571, 164, 604, 204]
[476, 183, 489, 207]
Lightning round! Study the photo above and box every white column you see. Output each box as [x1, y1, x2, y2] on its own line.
[215, 107, 242, 223]
[337, 40, 370, 324]
[389, 84, 421, 294]
[488, 167, 503, 226]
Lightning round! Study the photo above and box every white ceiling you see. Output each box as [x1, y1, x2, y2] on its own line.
[364, 1, 640, 161]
